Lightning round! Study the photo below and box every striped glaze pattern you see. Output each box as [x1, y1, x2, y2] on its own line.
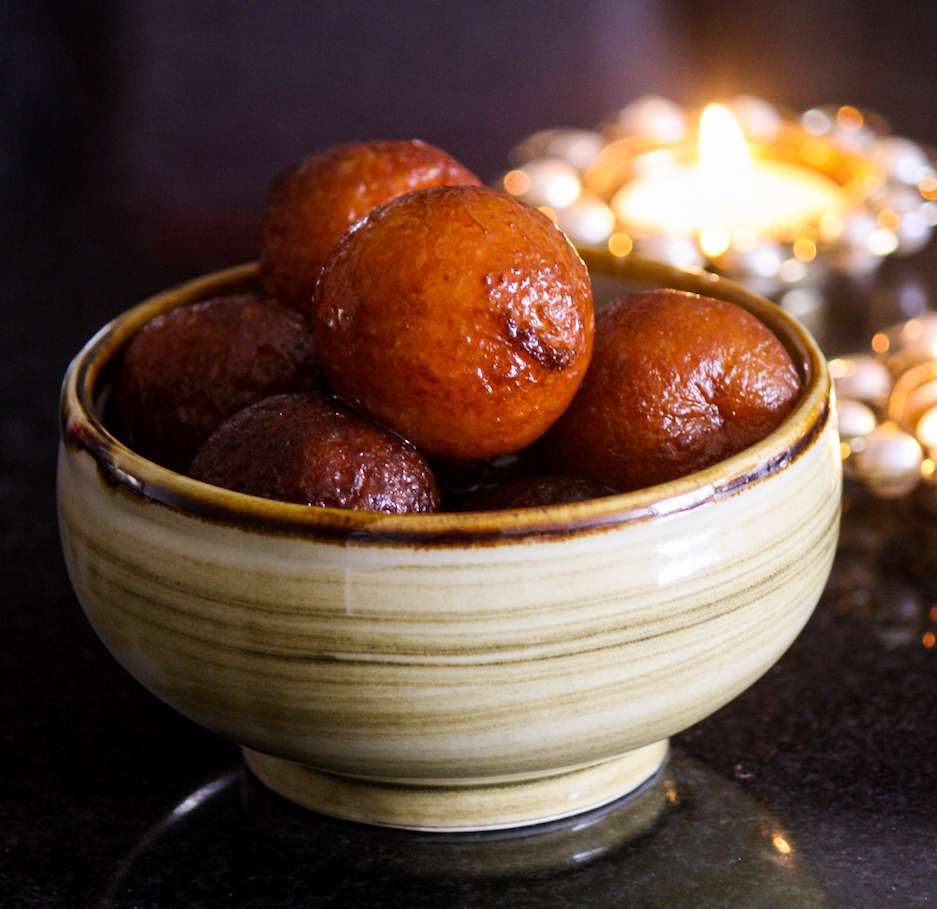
[57, 259, 842, 829]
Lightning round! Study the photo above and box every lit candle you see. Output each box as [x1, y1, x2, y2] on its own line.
[611, 104, 846, 250]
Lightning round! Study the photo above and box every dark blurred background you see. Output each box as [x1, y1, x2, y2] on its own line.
[7, 0, 937, 433]
[6, 0, 937, 283]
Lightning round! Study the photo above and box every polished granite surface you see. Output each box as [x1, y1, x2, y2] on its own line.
[5, 3, 937, 906]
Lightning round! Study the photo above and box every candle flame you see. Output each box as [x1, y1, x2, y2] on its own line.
[698, 105, 753, 231]
[699, 104, 751, 182]
[610, 102, 845, 238]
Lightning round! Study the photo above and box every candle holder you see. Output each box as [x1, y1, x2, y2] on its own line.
[501, 96, 937, 297]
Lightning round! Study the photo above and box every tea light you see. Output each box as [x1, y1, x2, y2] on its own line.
[502, 97, 937, 294]
[611, 105, 846, 247]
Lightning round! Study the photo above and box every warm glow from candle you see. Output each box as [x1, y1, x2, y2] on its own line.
[611, 105, 846, 239]
[772, 833, 793, 856]
[700, 105, 749, 175]
[699, 104, 753, 227]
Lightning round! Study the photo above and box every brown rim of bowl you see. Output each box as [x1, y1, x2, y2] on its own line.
[60, 257, 832, 546]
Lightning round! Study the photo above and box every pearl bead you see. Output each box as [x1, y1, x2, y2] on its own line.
[632, 234, 705, 269]
[824, 105, 878, 151]
[829, 354, 893, 407]
[543, 130, 606, 170]
[836, 398, 878, 440]
[554, 195, 616, 246]
[880, 312, 937, 375]
[617, 96, 686, 144]
[873, 136, 933, 186]
[868, 184, 935, 255]
[513, 158, 581, 209]
[832, 210, 885, 276]
[896, 208, 935, 256]
[914, 403, 937, 449]
[720, 240, 784, 278]
[725, 96, 781, 143]
[802, 107, 833, 136]
[850, 423, 923, 497]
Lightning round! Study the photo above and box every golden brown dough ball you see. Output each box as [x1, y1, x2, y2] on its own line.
[312, 184, 595, 461]
[108, 295, 324, 473]
[259, 140, 482, 311]
[188, 392, 439, 512]
[543, 289, 802, 491]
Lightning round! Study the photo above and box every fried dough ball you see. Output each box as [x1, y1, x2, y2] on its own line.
[429, 451, 538, 510]
[543, 289, 802, 491]
[259, 140, 482, 311]
[461, 475, 617, 511]
[188, 392, 440, 513]
[109, 295, 324, 473]
[312, 184, 595, 461]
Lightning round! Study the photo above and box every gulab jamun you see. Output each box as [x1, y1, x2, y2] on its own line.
[259, 139, 482, 311]
[461, 475, 618, 511]
[188, 392, 440, 513]
[543, 289, 802, 491]
[312, 184, 595, 461]
[108, 295, 324, 473]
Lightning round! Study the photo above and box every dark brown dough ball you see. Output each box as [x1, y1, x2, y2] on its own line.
[461, 475, 617, 511]
[312, 184, 595, 461]
[543, 289, 802, 492]
[188, 392, 440, 513]
[429, 450, 538, 510]
[109, 295, 324, 472]
[259, 140, 482, 311]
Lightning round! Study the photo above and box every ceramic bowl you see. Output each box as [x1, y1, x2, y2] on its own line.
[57, 257, 841, 831]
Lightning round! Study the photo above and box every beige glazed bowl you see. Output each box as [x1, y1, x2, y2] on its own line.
[57, 257, 842, 832]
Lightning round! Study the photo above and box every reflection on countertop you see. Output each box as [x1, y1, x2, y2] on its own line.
[99, 751, 831, 909]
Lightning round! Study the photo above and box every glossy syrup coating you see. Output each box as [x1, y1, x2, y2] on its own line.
[312, 184, 595, 461]
[108, 295, 324, 473]
[544, 289, 803, 492]
[188, 392, 440, 512]
[259, 140, 482, 311]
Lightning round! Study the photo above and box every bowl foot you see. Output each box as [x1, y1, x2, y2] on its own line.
[242, 739, 669, 831]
